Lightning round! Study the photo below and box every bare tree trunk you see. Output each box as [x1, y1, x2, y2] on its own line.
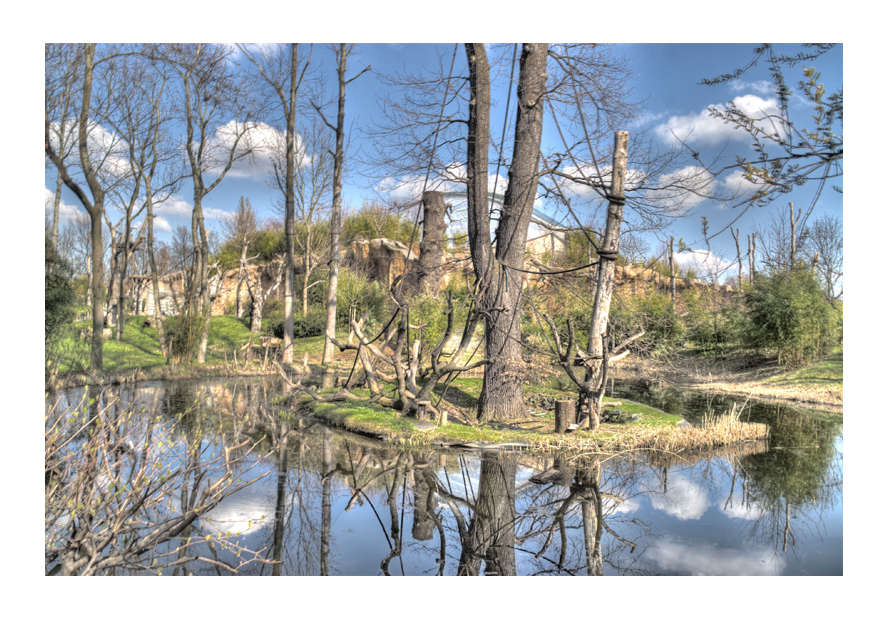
[789, 202, 801, 268]
[669, 235, 676, 304]
[146, 204, 167, 358]
[415, 191, 448, 297]
[89, 209, 106, 370]
[52, 171, 63, 248]
[749, 232, 757, 283]
[468, 43, 549, 422]
[731, 227, 743, 286]
[282, 44, 299, 365]
[321, 45, 350, 365]
[581, 131, 629, 432]
[235, 242, 249, 318]
[302, 231, 312, 317]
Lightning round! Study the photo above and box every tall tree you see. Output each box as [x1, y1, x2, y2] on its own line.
[163, 43, 257, 363]
[316, 44, 370, 364]
[465, 43, 549, 421]
[220, 197, 262, 319]
[269, 117, 333, 318]
[803, 214, 843, 302]
[45, 44, 82, 249]
[239, 43, 312, 363]
[45, 43, 131, 371]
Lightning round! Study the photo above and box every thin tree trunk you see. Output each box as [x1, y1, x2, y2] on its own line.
[749, 232, 757, 283]
[146, 202, 167, 358]
[731, 227, 743, 286]
[321, 44, 349, 364]
[282, 44, 299, 365]
[52, 171, 63, 248]
[235, 242, 249, 318]
[580, 131, 629, 432]
[669, 236, 676, 303]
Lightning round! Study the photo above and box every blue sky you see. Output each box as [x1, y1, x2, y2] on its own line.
[44, 41, 843, 281]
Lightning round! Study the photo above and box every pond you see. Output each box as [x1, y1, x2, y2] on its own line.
[46, 375, 842, 576]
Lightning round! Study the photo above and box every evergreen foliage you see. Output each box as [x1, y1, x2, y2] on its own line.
[45, 236, 77, 346]
[742, 267, 840, 366]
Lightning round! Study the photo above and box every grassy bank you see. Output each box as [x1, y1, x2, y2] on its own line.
[614, 348, 843, 409]
[51, 314, 354, 386]
[301, 380, 769, 456]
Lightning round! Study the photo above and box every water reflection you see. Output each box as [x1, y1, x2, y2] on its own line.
[49, 377, 842, 576]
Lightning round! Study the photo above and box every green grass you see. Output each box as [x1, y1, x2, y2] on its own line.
[55, 315, 336, 375]
[764, 349, 843, 389]
[303, 376, 689, 451]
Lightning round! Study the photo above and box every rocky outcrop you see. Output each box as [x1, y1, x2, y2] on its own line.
[613, 265, 733, 295]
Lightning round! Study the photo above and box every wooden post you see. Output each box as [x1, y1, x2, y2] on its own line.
[555, 400, 575, 434]
[439, 410, 448, 426]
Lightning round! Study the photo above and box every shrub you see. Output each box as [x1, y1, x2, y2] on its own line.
[336, 267, 388, 338]
[742, 267, 840, 366]
[162, 312, 208, 361]
[45, 236, 76, 347]
[408, 293, 449, 357]
[342, 203, 419, 246]
[261, 299, 285, 338]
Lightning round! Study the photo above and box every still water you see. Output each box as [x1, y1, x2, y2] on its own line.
[49, 375, 842, 576]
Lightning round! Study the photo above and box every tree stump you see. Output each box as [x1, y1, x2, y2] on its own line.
[555, 400, 575, 434]
[416, 400, 430, 421]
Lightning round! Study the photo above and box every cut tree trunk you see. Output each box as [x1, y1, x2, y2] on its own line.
[415, 191, 448, 298]
[580, 130, 629, 432]
[554, 400, 575, 434]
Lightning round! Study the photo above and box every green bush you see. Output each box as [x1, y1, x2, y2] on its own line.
[261, 299, 285, 337]
[408, 293, 449, 357]
[342, 203, 419, 246]
[162, 312, 208, 361]
[742, 267, 840, 366]
[45, 236, 76, 347]
[336, 268, 388, 338]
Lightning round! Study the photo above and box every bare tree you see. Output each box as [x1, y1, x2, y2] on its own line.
[45, 44, 134, 371]
[315, 43, 370, 364]
[238, 43, 313, 363]
[802, 214, 843, 302]
[465, 43, 550, 421]
[160, 43, 259, 363]
[220, 197, 262, 319]
[45, 44, 82, 249]
[269, 115, 333, 319]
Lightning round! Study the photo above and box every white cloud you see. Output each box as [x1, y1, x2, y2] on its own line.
[674, 249, 735, 280]
[646, 165, 716, 212]
[648, 472, 710, 520]
[153, 216, 172, 233]
[44, 187, 85, 224]
[644, 540, 787, 576]
[720, 169, 758, 195]
[374, 162, 469, 205]
[206, 121, 310, 180]
[154, 195, 227, 222]
[655, 94, 783, 147]
[729, 80, 774, 97]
